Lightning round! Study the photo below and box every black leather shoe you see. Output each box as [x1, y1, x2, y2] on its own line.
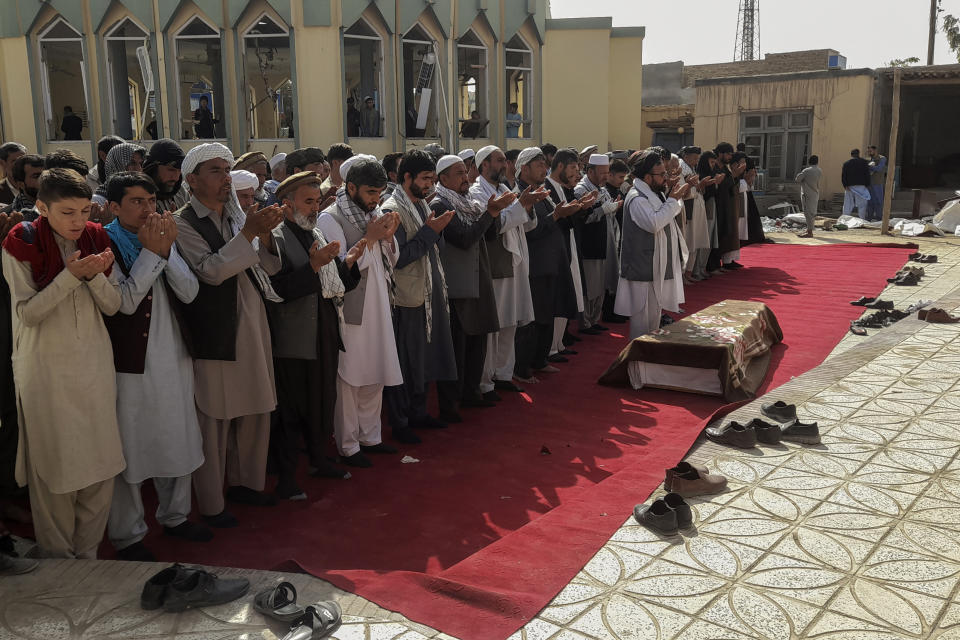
[163, 520, 214, 542]
[226, 486, 277, 507]
[782, 421, 821, 444]
[546, 354, 568, 363]
[142, 564, 192, 610]
[761, 401, 798, 425]
[162, 568, 250, 612]
[202, 510, 239, 528]
[482, 390, 502, 402]
[360, 442, 399, 454]
[866, 299, 894, 310]
[392, 427, 422, 444]
[118, 541, 156, 562]
[663, 492, 693, 529]
[493, 380, 525, 393]
[746, 418, 782, 445]
[342, 452, 372, 468]
[705, 421, 757, 448]
[633, 499, 678, 535]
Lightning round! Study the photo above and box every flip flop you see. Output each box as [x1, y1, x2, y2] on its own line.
[254, 581, 305, 623]
[282, 602, 343, 640]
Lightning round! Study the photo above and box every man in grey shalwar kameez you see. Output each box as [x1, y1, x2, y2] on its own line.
[381, 150, 458, 441]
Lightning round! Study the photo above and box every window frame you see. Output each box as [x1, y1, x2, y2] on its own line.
[103, 16, 153, 141]
[172, 14, 226, 142]
[342, 16, 386, 139]
[456, 28, 488, 137]
[739, 109, 813, 181]
[401, 23, 441, 139]
[504, 33, 534, 139]
[240, 11, 292, 141]
[37, 16, 89, 143]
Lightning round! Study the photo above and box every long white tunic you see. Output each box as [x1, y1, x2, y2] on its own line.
[316, 212, 403, 387]
[681, 160, 711, 252]
[112, 246, 204, 484]
[470, 176, 536, 327]
[615, 180, 686, 316]
[738, 179, 750, 241]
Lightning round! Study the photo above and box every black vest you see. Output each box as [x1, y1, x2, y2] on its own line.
[177, 205, 244, 361]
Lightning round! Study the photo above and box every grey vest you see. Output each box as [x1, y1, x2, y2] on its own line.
[620, 187, 674, 282]
[268, 224, 320, 360]
[326, 206, 368, 325]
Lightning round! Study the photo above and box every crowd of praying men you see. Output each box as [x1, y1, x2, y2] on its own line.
[0, 135, 765, 565]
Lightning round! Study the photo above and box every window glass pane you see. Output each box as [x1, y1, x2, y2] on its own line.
[108, 18, 147, 38]
[743, 115, 762, 129]
[789, 112, 810, 128]
[107, 34, 156, 139]
[766, 133, 783, 178]
[459, 30, 482, 47]
[402, 34, 437, 137]
[765, 114, 783, 128]
[244, 24, 292, 139]
[45, 20, 81, 39]
[176, 32, 225, 139]
[505, 49, 531, 69]
[344, 32, 383, 137]
[246, 16, 285, 36]
[179, 18, 217, 37]
[42, 38, 88, 140]
[346, 20, 377, 37]
[458, 42, 486, 137]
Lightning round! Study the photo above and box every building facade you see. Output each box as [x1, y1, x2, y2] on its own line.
[0, 0, 644, 168]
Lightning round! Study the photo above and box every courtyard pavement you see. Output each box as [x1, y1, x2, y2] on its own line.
[2, 228, 958, 640]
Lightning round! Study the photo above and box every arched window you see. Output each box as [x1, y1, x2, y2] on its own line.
[343, 18, 384, 138]
[402, 24, 438, 138]
[38, 17, 89, 141]
[457, 29, 487, 139]
[505, 34, 533, 139]
[174, 16, 225, 140]
[105, 18, 155, 140]
[242, 13, 292, 140]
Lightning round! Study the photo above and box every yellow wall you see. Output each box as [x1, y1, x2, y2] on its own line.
[607, 36, 643, 151]
[542, 28, 610, 150]
[694, 74, 875, 196]
[0, 38, 39, 155]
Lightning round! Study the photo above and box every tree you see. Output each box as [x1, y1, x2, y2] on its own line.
[944, 14, 960, 62]
[888, 57, 920, 67]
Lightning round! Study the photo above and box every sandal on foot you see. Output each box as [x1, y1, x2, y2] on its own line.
[283, 601, 343, 640]
[254, 581, 305, 623]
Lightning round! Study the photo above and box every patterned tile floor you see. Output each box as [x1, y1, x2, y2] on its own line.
[3, 229, 958, 640]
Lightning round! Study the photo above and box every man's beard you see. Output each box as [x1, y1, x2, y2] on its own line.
[410, 183, 429, 199]
[351, 194, 377, 213]
[293, 212, 316, 230]
[486, 167, 505, 184]
[652, 181, 667, 194]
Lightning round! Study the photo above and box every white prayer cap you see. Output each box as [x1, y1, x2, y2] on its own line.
[476, 145, 500, 167]
[580, 145, 598, 157]
[515, 146, 545, 178]
[230, 170, 259, 192]
[269, 152, 286, 170]
[181, 142, 234, 177]
[436, 154, 463, 174]
[458, 148, 476, 162]
[588, 153, 609, 166]
[339, 153, 377, 181]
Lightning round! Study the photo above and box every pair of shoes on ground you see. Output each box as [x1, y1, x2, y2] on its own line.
[142, 563, 250, 612]
[705, 401, 821, 447]
[254, 581, 342, 639]
[633, 493, 694, 535]
[909, 252, 937, 263]
[850, 308, 909, 334]
[664, 461, 727, 497]
[919, 307, 960, 323]
[888, 271, 920, 286]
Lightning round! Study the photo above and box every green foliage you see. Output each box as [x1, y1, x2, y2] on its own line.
[944, 14, 960, 63]
[887, 57, 920, 67]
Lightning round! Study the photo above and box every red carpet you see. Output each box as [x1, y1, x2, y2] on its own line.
[124, 241, 913, 639]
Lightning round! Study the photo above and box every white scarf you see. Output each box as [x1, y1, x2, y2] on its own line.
[385, 186, 448, 341]
[630, 179, 689, 306]
[471, 176, 524, 268]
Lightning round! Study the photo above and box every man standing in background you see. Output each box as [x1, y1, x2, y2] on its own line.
[867, 145, 887, 222]
[795, 156, 822, 238]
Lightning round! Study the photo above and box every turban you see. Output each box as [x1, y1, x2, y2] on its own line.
[588, 153, 609, 167]
[436, 155, 463, 174]
[269, 152, 286, 170]
[144, 138, 185, 170]
[339, 153, 377, 181]
[233, 151, 268, 171]
[103, 143, 146, 178]
[515, 146, 545, 179]
[182, 142, 234, 177]
[275, 171, 323, 202]
[476, 145, 499, 167]
[230, 170, 259, 192]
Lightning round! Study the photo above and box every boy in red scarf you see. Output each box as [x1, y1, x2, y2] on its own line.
[1, 168, 123, 558]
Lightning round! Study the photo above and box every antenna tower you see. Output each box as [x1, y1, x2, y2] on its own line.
[734, 0, 760, 61]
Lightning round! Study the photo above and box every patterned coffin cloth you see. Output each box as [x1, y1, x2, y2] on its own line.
[598, 300, 783, 401]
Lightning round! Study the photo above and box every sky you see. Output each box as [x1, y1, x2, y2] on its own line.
[548, 0, 960, 69]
